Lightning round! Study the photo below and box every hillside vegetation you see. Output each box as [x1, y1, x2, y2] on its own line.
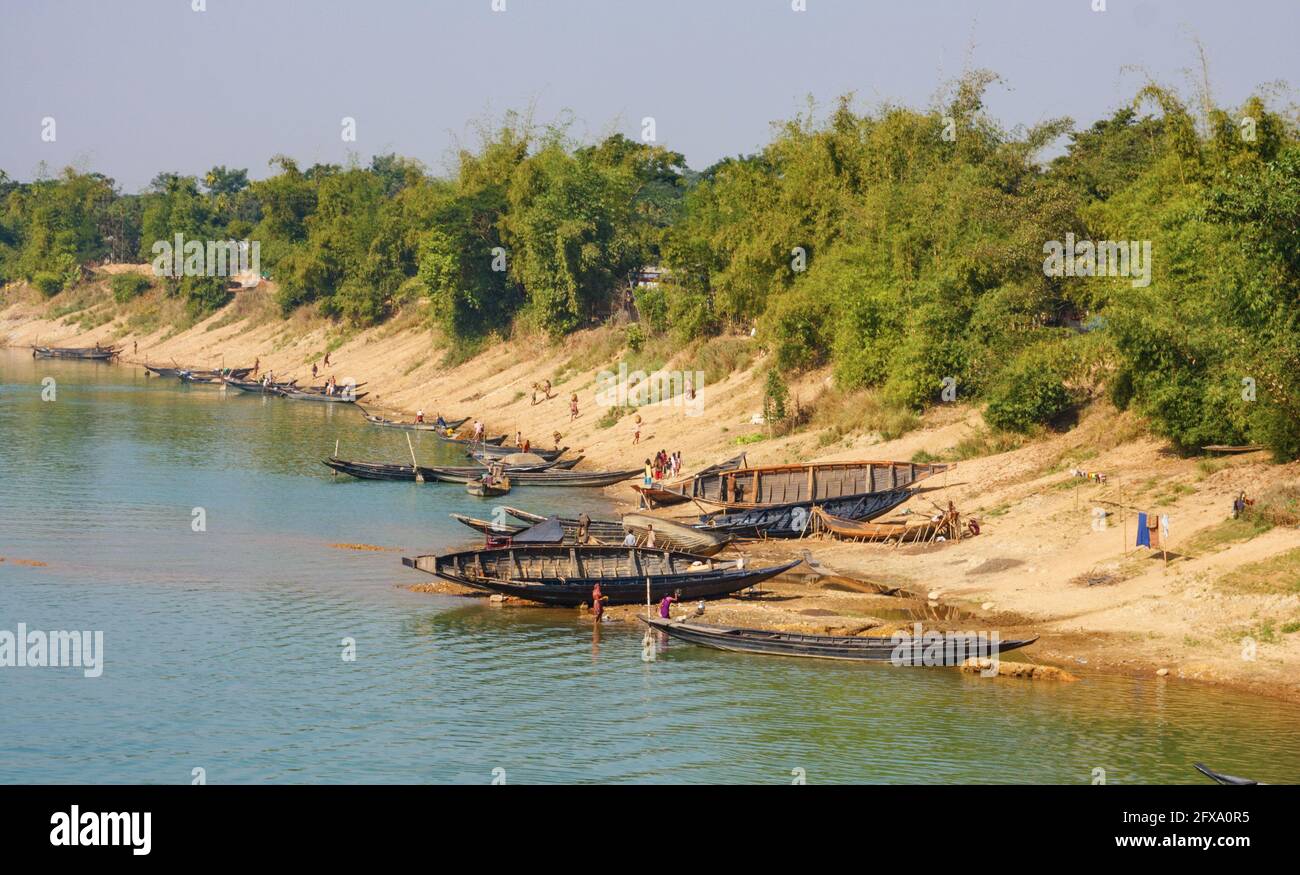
[2, 71, 1298, 458]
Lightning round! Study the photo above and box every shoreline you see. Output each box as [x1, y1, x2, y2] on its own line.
[5, 277, 1300, 705]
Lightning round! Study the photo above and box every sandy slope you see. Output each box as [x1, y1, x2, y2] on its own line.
[5, 274, 1299, 701]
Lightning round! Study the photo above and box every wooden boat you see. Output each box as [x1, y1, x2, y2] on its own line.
[466, 476, 511, 497]
[450, 512, 622, 544]
[359, 408, 470, 431]
[632, 453, 748, 507]
[223, 377, 298, 394]
[323, 458, 421, 481]
[279, 387, 368, 403]
[143, 364, 186, 377]
[418, 460, 562, 477]
[665, 460, 951, 512]
[472, 443, 568, 461]
[422, 467, 641, 488]
[699, 488, 912, 539]
[640, 616, 1038, 663]
[429, 430, 507, 448]
[813, 507, 962, 543]
[622, 512, 733, 556]
[1202, 445, 1266, 455]
[325, 457, 563, 482]
[1193, 763, 1259, 785]
[33, 345, 120, 361]
[402, 545, 801, 607]
[500, 507, 625, 542]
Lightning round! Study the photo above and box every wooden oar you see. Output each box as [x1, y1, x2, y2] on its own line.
[407, 433, 425, 483]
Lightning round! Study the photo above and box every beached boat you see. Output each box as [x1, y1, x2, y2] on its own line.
[1193, 763, 1259, 785]
[640, 616, 1038, 663]
[471, 443, 569, 462]
[143, 364, 186, 377]
[422, 467, 640, 488]
[359, 408, 470, 431]
[466, 476, 511, 497]
[450, 512, 621, 544]
[402, 545, 800, 607]
[223, 377, 298, 394]
[323, 458, 421, 481]
[632, 453, 748, 507]
[429, 430, 507, 448]
[498, 508, 625, 541]
[699, 488, 913, 539]
[661, 460, 951, 512]
[621, 512, 733, 556]
[812, 506, 962, 543]
[279, 387, 368, 403]
[32, 345, 120, 361]
[1201, 445, 1266, 455]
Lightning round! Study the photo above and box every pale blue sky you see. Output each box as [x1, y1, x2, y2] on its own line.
[2, 0, 1296, 190]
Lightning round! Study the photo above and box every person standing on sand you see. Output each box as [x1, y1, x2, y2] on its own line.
[324, 352, 331, 367]
[515, 430, 523, 448]
[643, 459, 653, 487]
[312, 363, 318, 379]
[133, 340, 138, 355]
[252, 356, 259, 376]
[569, 393, 579, 422]
[416, 409, 424, 424]
[632, 414, 641, 445]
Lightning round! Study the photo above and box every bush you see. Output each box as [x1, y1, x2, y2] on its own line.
[984, 345, 1072, 432]
[633, 286, 669, 332]
[32, 272, 64, 297]
[110, 273, 151, 304]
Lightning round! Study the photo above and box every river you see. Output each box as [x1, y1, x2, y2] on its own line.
[1, 348, 1297, 784]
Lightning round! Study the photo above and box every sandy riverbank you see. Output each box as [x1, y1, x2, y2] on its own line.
[6, 272, 1300, 702]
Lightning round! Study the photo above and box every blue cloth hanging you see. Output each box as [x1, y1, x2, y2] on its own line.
[1136, 512, 1151, 548]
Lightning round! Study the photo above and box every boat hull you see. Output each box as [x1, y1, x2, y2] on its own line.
[402, 546, 799, 607]
[641, 617, 1038, 663]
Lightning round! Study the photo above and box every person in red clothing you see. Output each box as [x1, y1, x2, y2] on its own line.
[591, 583, 607, 621]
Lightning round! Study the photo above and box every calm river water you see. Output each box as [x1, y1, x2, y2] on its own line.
[1, 348, 1297, 784]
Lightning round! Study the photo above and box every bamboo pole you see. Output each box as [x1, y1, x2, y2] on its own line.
[407, 433, 424, 483]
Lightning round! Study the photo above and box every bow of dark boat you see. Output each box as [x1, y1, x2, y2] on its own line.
[1193, 763, 1259, 785]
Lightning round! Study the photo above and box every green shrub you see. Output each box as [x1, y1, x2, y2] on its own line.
[984, 345, 1072, 432]
[32, 272, 64, 297]
[110, 273, 151, 303]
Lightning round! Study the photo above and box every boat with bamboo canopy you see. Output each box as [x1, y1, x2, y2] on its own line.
[643, 459, 952, 512]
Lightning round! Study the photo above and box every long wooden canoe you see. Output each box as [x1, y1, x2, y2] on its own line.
[641, 616, 1038, 663]
[813, 507, 961, 543]
[450, 512, 623, 544]
[429, 430, 508, 448]
[471, 443, 569, 461]
[422, 467, 640, 488]
[664, 460, 951, 512]
[699, 488, 912, 539]
[621, 512, 733, 556]
[224, 377, 298, 394]
[402, 545, 800, 606]
[33, 345, 120, 360]
[279, 388, 368, 403]
[497, 507, 730, 555]
[359, 408, 470, 431]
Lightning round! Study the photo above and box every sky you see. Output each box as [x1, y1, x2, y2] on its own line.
[2, 0, 1297, 191]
